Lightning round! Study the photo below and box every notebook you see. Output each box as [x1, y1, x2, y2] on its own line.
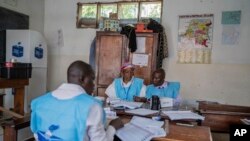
[116, 116, 166, 141]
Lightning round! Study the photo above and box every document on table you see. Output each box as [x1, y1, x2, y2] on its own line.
[112, 101, 143, 109]
[116, 116, 166, 141]
[108, 98, 121, 105]
[131, 116, 164, 127]
[162, 110, 205, 120]
[104, 107, 117, 119]
[125, 108, 159, 116]
[241, 118, 250, 125]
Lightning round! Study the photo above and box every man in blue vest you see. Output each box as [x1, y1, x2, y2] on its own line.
[146, 68, 181, 104]
[105, 62, 147, 102]
[30, 60, 123, 141]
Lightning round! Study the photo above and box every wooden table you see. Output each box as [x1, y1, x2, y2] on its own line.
[0, 78, 29, 115]
[198, 101, 250, 132]
[2, 115, 31, 141]
[116, 108, 202, 126]
[119, 115, 212, 141]
[154, 123, 212, 141]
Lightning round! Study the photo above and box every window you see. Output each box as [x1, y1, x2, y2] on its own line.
[118, 2, 138, 25]
[139, 1, 162, 23]
[99, 4, 117, 18]
[76, 1, 162, 28]
[77, 3, 97, 28]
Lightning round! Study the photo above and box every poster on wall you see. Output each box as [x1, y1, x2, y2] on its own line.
[177, 14, 214, 64]
[221, 11, 241, 45]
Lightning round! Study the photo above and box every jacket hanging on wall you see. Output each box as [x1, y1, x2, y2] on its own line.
[120, 25, 137, 53]
[147, 19, 168, 68]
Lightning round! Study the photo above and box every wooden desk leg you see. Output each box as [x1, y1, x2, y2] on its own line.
[0, 93, 5, 116]
[4, 125, 17, 141]
[14, 87, 25, 115]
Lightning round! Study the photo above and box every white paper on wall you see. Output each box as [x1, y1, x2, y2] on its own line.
[132, 53, 149, 66]
[136, 37, 146, 53]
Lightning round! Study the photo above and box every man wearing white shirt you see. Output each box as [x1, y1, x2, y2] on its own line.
[30, 60, 123, 141]
[105, 62, 147, 102]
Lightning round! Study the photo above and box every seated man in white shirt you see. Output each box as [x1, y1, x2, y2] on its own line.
[105, 62, 147, 102]
[30, 60, 123, 141]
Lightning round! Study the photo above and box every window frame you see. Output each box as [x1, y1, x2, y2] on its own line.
[139, 1, 163, 24]
[98, 3, 118, 19]
[77, 2, 98, 28]
[76, 0, 163, 28]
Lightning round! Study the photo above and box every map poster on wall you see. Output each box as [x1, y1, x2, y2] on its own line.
[177, 14, 213, 64]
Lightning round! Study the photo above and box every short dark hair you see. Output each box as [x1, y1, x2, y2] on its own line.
[67, 60, 94, 84]
[153, 68, 165, 79]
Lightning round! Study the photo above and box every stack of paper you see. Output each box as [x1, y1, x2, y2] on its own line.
[125, 108, 158, 116]
[112, 101, 143, 109]
[104, 107, 117, 119]
[108, 98, 121, 105]
[241, 118, 250, 125]
[162, 110, 205, 120]
[116, 116, 166, 141]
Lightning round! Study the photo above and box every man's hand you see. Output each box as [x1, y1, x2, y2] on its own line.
[133, 96, 147, 103]
[109, 118, 124, 130]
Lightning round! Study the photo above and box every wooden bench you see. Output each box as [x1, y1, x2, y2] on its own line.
[198, 101, 250, 132]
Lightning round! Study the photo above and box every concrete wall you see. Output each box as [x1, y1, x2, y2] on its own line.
[44, 0, 250, 106]
[0, 0, 45, 34]
[162, 0, 250, 106]
[0, 0, 44, 140]
[43, 0, 250, 106]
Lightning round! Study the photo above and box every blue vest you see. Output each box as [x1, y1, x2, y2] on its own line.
[30, 92, 98, 141]
[146, 82, 180, 99]
[114, 77, 143, 101]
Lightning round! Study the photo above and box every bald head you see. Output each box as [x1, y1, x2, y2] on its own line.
[67, 60, 95, 94]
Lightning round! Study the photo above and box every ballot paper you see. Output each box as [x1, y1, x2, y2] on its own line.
[116, 116, 166, 141]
